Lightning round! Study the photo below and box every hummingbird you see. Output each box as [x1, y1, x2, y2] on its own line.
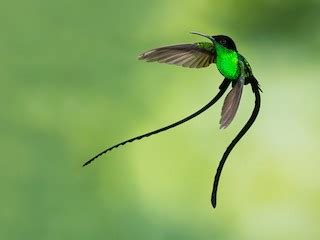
[83, 32, 262, 209]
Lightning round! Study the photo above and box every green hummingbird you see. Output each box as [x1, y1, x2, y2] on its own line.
[83, 32, 262, 209]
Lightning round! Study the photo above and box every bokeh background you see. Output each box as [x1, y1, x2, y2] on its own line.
[1, 0, 320, 239]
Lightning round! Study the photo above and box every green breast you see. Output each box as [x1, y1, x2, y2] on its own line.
[215, 45, 240, 80]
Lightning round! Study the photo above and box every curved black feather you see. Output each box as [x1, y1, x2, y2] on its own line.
[211, 77, 261, 208]
[83, 79, 231, 167]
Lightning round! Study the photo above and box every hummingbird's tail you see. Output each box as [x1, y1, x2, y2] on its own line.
[211, 76, 261, 208]
[83, 79, 231, 167]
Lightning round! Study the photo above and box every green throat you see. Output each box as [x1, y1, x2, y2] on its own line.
[215, 43, 240, 80]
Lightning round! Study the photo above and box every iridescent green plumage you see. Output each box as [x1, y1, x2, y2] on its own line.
[215, 43, 240, 80]
[195, 42, 215, 52]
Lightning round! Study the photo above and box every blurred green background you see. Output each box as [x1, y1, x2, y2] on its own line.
[1, 0, 320, 239]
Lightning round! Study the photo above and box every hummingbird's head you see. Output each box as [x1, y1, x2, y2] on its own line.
[212, 35, 237, 51]
[190, 32, 237, 51]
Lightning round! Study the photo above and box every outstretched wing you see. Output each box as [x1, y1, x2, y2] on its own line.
[138, 42, 215, 68]
[220, 80, 244, 129]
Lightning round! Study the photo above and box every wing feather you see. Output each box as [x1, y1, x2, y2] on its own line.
[220, 80, 244, 129]
[139, 43, 215, 68]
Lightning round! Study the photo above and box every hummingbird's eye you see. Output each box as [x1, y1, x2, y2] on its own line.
[220, 39, 227, 46]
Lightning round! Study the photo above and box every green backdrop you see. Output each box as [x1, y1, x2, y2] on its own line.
[1, 0, 320, 239]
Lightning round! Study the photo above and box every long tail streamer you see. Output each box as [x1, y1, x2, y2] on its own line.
[211, 77, 261, 208]
[83, 79, 231, 167]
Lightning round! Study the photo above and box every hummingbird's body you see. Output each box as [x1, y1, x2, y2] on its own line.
[194, 40, 251, 81]
[84, 32, 262, 209]
[215, 43, 240, 80]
